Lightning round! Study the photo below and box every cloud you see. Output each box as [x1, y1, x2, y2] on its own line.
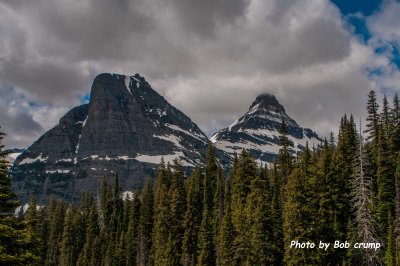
[367, 0, 400, 44]
[0, 0, 400, 148]
[0, 86, 68, 148]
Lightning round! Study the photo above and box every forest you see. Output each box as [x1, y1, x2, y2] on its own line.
[0, 90, 399, 265]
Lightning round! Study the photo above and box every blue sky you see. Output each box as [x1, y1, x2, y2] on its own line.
[331, 0, 382, 16]
[334, 0, 400, 65]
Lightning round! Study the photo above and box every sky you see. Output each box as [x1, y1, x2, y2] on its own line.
[1, 0, 400, 149]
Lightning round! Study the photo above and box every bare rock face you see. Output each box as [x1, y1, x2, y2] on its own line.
[211, 93, 321, 163]
[12, 73, 209, 203]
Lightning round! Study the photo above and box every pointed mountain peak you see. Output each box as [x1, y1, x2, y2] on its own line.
[92, 72, 146, 85]
[249, 93, 285, 113]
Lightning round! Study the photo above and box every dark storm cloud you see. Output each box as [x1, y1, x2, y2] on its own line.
[0, 0, 399, 148]
[166, 0, 250, 38]
[0, 86, 43, 148]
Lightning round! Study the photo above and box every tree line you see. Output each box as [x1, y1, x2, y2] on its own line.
[0, 90, 399, 265]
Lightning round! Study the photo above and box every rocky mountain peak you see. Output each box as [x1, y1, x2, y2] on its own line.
[249, 93, 285, 113]
[211, 93, 321, 164]
[11, 72, 210, 203]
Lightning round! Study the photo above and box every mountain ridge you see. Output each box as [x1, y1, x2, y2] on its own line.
[11, 73, 320, 203]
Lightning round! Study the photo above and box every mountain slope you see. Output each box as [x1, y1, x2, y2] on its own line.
[12, 73, 209, 203]
[211, 93, 321, 163]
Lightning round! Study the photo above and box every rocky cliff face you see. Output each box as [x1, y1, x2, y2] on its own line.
[12, 73, 209, 203]
[211, 93, 321, 163]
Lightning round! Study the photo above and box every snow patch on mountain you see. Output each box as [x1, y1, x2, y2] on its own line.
[135, 151, 184, 164]
[19, 154, 48, 165]
[125, 76, 132, 95]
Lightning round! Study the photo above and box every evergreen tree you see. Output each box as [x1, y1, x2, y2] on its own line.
[385, 212, 395, 266]
[197, 143, 220, 265]
[138, 177, 154, 266]
[197, 208, 215, 266]
[182, 167, 203, 266]
[231, 150, 257, 264]
[0, 129, 33, 265]
[126, 194, 141, 266]
[24, 195, 42, 265]
[350, 124, 379, 265]
[381, 95, 391, 135]
[365, 90, 380, 142]
[377, 129, 396, 237]
[165, 160, 186, 265]
[77, 200, 99, 266]
[394, 154, 400, 265]
[277, 117, 293, 185]
[217, 200, 234, 266]
[246, 172, 275, 264]
[60, 205, 76, 266]
[283, 144, 322, 265]
[390, 94, 400, 153]
[269, 162, 284, 264]
[332, 115, 357, 251]
[152, 161, 172, 265]
[283, 167, 309, 265]
[212, 166, 224, 243]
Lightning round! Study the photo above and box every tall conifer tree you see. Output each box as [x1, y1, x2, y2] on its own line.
[138, 177, 154, 265]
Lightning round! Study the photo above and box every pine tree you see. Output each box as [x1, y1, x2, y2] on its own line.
[381, 95, 391, 135]
[45, 201, 66, 265]
[390, 94, 400, 153]
[212, 166, 224, 242]
[23, 195, 42, 265]
[217, 200, 234, 266]
[126, 194, 141, 266]
[332, 115, 357, 251]
[350, 123, 379, 265]
[283, 167, 309, 265]
[60, 205, 76, 266]
[0, 136, 41, 265]
[77, 200, 99, 266]
[73, 195, 91, 265]
[283, 144, 322, 265]
[138, 177, 154, 266]
[277, 117, 293, 185]
[99, 177, 112, 230]
[182, 167, 203, 266]
[377, 128, 396, 237]
[204, 143, 218, 214]
[364, 91, 380, 201]
[165, 160, 186, 265]
[230, 150, 257, 264]
[0, 129, 32, 265]
[269, 162, 284, 264]
[385, 212, 395, 266]
[152, 161, 172, 265]
[365, 90, 380, 142]
[197, 208, 215, 266]
[246, 172, 274, 264]
[395, 154, 400, 265]
[37, 205, 49, 263]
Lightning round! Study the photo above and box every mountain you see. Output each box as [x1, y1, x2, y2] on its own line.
[11, 73, 210, 203]
[210, 93, 321, 163]
[11, 74, 321, 203]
